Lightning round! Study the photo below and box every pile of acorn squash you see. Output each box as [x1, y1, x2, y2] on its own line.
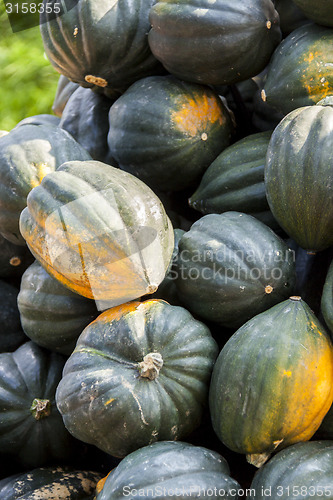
[2, 0, 333, 498]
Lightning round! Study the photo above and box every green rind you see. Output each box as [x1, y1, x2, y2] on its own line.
[17, 261, 98, 356]
[175, 212, 296, 329]
[56, 300, 218, 458]
[265, 105, 333, 252]
[262, 23, 333, 115]
[97, 441, 240, 499]
[108, 75, 234, 192]
[249, 441, 333, 499]
[148, 0, 281, 86]
[209, 299, 333, 458]
[189, 131, 277, 227]
[293, 0, 333, 27]
[0, 280, 27, 353]
[321, 259, 333, 335]
[40, 0, 165, 96]
[0, 341, 77, 467]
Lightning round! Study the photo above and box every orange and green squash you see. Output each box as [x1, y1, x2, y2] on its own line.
[209, 297, 333, 467]
[107, 75, 235, 192]
[19, 160, 174, 308]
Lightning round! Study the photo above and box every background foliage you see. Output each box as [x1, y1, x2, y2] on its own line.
[0, 6, 59, 131]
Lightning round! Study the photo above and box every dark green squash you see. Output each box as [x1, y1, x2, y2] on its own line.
[40, 0, 165, 97]
[17, 260, 98, 356]
[96, 441, 240, 499]
[261, 24, 333, 115]
[0, 124, 91, 245]
[0, 467, 102, 499]
[108, 75, 235, 192]
[0, 341, 79, 467]
[52, 75, 80, 118]
[0, 233, 33, 278]
[0, 280, 27, 353]
[19, 160, 174, 306]
[274, 0, 310, 35]
[175, 212, 296, 329]
[292, 0, 333, 27]
[249, 441, 333, 498]
[56, 299, 218, 458]
[189, 131, 278, 228]
[252, 89, 285, 132]
[321, 259, 333, 335]
[148, 0, 281, 86]
[265, 101, 333, 253]
[60, 86, 116, 165]
[209, 297, 333, 467]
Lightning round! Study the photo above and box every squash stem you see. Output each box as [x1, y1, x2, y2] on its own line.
[30, 398, 51, 420]
[138, 352, 163, 381]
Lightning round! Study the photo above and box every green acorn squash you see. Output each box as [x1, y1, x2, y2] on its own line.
[19, 160, 174, 308]
[265, 101, 333, 253]
[175, 212, 296, 329]
[148, 0, 281, 86]
[40, 0, 165, 97]
[17, 260, 98, 355]
[0, 467, 102, 499]
[59, 87, 116, 165]
[0, 280, 27, 353]
[0, 124, 91, 245]
[96, 441, 240, 499]
[261, 24, 333, 115]
[189, 131, 278, 228]
[56, 299, 218, 458]
[209, 297, 333, 467]
[293, 0, 333, 27]
[108, 75, 235, 192]
[0, 341, 78, 467]
[249, 441, 333, 498]
[274, 0, 309, 36]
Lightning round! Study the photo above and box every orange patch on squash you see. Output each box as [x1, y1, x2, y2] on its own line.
[172, 93, 224, 137]
[303, 50, 333, 102]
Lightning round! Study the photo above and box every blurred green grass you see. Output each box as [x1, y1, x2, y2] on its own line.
[0, 7, 59, 131]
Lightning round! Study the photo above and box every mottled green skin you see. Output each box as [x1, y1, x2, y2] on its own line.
[0, 341, 77, 467]
[249, 441, 333, 500]
[293, 0, 333, 27]
[40, 0, 165, 97]
[189, 131, 277, 228]
[0, 467, 102, 499]
[209, 299, 333, 460]
[56, 300, 218, 458]
[97, 441, 240, 500]
[322, 259, 333, 336]
[0, 124, 91, 245]
[18, 261, 98, 356]
[175, 212, 296, 329]
[108, 75, 234, 192]
[262, 24, 333, 115]
[148, 0, 281, 86]
[265, 104, 333, 252]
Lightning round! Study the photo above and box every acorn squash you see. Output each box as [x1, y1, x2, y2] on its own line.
[265, 101, 333, 253]
[56, 299, 218, 458]
[18, 260, 98, 355]
[292, 0, 333, 27]
[19, 160, 174, 308]
[175, 212, 296, 329]
[148, 0, 281, 86]
[209, 297, 333, 467]
[0, 280, 27, 353]
[108, 75, 235, 192]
